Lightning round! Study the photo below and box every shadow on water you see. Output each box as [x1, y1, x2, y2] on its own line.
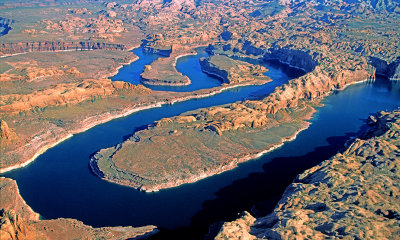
[149, 132, 357, 240]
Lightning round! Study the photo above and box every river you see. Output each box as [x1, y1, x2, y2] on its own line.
[2, 48, 400, 239]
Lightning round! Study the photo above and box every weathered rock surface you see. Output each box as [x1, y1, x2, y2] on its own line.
[216, 108, 400, 240]
[0, 0, 99, 9]
[214, 212, 256, 240]
[0, 177, 158, 240]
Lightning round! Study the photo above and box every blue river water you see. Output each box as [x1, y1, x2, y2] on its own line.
[2, 48, 400, 239]
[112, 47, 222, 92]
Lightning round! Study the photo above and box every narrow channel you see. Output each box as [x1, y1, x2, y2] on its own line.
[2, 48, 400, 239]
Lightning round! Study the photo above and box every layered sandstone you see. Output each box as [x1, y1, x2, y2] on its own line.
[0, 65, 80, 82]
[0, 177, 158, 240]
[0, 41, 126, 56]
[0, 79, 151, 114]
[215, 108, 400, 240]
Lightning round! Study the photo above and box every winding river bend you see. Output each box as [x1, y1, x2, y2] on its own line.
[2, 48, 400, 238]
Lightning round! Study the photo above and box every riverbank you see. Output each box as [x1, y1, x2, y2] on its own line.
[139, 49, 196, 86]
[91, 48, 374, 191]
[96, 117, 313, 193]
[0, 77, 270, 174]
[0, 177, 159, 239]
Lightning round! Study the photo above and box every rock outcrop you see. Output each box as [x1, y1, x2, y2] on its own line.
[0, 177, 158, 240]
[214, 212, 256, 240]
[215, 108, 400, 240]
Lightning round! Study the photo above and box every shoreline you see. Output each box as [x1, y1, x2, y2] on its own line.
[0, 46, 373, 180]
[201, 68, 228, 83]
[105, 43, 142, 79]
[139, 44, 210, 87]
[0, 80, 269, 174]
[90, 119, 313, 193]
[88, 77, 372, 192]
[140, 77, 191, 86]
[139, 51, 198, 87]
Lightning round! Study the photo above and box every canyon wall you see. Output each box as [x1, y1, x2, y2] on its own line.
[0, 0, 101, 9]
[199, 57, 230, 83]
[370, 56, 400, 80]
[0, 41, 126, 56]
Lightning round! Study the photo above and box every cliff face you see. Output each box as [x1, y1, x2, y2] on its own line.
[0, 177, 158, 240]
[199, 57, 230, 83]
[370, 56, 400, 80]
[0, 41, 126, 56]
[263, 48, 319, 73]
[0, 80, 151, 114]
[215, 108, 400, 240]
[388, 57, 400, 80]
